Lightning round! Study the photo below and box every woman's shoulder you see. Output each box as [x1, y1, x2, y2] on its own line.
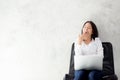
[94, 37, 102, 46]
[94, 37, 102, 42]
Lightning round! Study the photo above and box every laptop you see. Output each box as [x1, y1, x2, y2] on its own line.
[74, 55, 103, 70]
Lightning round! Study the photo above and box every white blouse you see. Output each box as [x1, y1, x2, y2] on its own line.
[74, 37, 103, 56]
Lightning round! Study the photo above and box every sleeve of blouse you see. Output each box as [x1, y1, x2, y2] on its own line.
[95, 38, 104, 57]
[74, 38, 83, 55]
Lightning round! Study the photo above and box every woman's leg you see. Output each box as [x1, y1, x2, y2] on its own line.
[88, 70, 103, 80]
[74, 70, 88, 80]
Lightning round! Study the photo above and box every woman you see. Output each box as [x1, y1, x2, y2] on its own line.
[74, 21, 103, 80]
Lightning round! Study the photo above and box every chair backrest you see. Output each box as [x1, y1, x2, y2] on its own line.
[68, 42, 115, 77]
[102, 42, 115, 75]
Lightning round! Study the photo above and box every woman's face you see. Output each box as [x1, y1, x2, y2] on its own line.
[82, 23, 93, 36]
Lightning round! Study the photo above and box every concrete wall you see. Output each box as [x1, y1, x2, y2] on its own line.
[0, 0, 119, 80]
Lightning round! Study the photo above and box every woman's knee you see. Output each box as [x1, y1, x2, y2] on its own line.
[88, 71, 96, 80]
[88, 70, 103, 80]
[74, 70, 86, 80]
[75, 70, 85, 77]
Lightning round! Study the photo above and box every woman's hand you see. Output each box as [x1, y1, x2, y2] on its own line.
[78, 34, 84, 45]
[78, 33, 89, 45]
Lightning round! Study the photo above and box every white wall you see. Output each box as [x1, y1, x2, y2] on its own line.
[0, 0, 120, 80]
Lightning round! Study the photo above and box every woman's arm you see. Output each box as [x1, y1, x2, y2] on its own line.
[95, 38, 104, 57]
[74, 36, 83, 55]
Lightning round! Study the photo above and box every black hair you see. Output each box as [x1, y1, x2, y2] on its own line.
[81, 21, 98, 40]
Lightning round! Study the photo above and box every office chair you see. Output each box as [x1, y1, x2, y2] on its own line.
[64, 42, 118, 80]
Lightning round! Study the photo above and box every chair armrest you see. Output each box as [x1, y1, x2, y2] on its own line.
[102, 74, 118, 80]
[63, 74, 74, 80]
